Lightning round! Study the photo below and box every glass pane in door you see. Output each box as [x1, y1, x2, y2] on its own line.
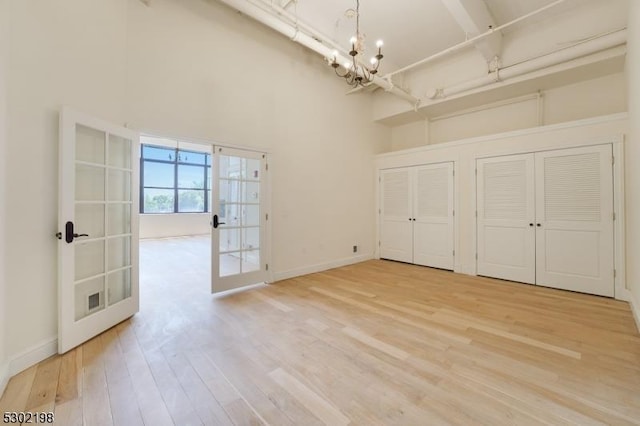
[73, 128, 133, 322]
[217, 153, 261, 278]
[76, 124, 105, 164]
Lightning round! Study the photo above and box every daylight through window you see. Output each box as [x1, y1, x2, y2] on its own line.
[140, 143, 212, 213]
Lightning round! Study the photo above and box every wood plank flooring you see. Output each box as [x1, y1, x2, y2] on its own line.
[1, 235, 639, 425]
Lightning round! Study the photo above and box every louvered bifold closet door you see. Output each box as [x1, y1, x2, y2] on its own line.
[535, 145, 614, 296]
[380, 168, 413, 263]
[477, 154, 536, 284]
[413, 163, 454, 270]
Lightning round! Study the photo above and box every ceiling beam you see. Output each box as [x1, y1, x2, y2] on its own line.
[441, 0, 502, 65]
[280, 0, 295, 10]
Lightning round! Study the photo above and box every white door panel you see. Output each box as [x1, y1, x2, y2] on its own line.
[58, 107, 139, 354]
[413, 163, 454, 270]
[380, 220, 413, 263]
[413, 222, 450, 266]
[380, 169, 413, 262]
[477, 154, 535, 284]
[535, 145, 614, 296]
[480, 223, 532, 282]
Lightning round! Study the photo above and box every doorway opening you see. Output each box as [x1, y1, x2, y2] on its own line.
[138, 136, 269, 297]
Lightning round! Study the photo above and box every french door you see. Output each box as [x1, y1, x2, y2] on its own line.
[58, 107, 139, 354]
[211, 147, 268, 293]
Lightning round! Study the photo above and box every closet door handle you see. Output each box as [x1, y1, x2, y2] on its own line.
[529, 223, 534, 227]
[536, 223, 542, 227]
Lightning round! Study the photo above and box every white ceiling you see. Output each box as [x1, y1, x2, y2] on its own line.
[286, 0, 563, 72]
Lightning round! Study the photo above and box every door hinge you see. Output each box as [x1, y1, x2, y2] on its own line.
[266, 264, 269, 271]
[613, 212, 616, 221]
[453, 250, 455, 256]
[378, 208, 381, 214]
[378, 241, 381, 247]
[452, 209, 455, 217]
[475, 210, 478, 217]
[612, 156, 615, 165]
[475, 253, 478, 260]
[453, 170, 455, 177]
[266, 213, 269, 221]
[475, 168, 477, 176]
[266, 163, 269, 171]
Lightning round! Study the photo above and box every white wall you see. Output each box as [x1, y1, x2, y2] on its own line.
[388, 72, 627, 151]
[0, 0, 9, 397]
[5, 0, 129, 371]
[429, 95, 539, 144]
[377, 114, 628, 282]
[625, 0, 640, 328]
[140, 214, 210, 239]
[4, 0, 389, 374]
[543, 72, 627, 125]
[391, 121, 428, 152]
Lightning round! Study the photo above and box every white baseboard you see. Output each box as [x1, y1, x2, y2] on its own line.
[273, 254, 373, 282]
[8, 337, 57, 377]
[627, 289, 640, 334]
[0, 360, 9, 399]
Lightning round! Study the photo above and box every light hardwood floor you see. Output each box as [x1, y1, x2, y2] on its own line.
[1, 235, 640, 425]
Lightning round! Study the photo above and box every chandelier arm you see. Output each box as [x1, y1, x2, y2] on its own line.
[334, 67, 349, 78]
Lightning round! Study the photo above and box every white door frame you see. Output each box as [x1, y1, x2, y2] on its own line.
[137, 134, 273, 289]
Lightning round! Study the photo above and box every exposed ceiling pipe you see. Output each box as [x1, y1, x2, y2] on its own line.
[215, 0, 420, 105]
[386, 0, 567, 78]
[430, 29, 626, 100]
[251, 0, 347, 59]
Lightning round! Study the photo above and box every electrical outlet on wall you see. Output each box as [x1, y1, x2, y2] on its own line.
[353, 245, 358, 253]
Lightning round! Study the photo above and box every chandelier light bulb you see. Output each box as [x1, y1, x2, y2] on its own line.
[329, 0, 383, 88]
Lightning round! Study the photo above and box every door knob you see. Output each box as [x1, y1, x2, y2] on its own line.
[529, 223, 534, 227]
[212, 215, 226, 229]
[62, 221, 89, 243]
[536, 223, 542, 227]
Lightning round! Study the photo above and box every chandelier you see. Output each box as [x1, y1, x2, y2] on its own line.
[330, 0, 384, 87]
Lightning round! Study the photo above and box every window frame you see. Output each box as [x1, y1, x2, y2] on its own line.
[140, 143, 212, 214]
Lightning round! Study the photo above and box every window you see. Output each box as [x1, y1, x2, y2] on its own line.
[140, 143, 212, 213]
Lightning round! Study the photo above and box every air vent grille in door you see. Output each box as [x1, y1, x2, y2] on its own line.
[383, 170, 410, 217]
[483, 160, 527, 220]
[544, 152, 600, 221]
[416, 167, 448, 217]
